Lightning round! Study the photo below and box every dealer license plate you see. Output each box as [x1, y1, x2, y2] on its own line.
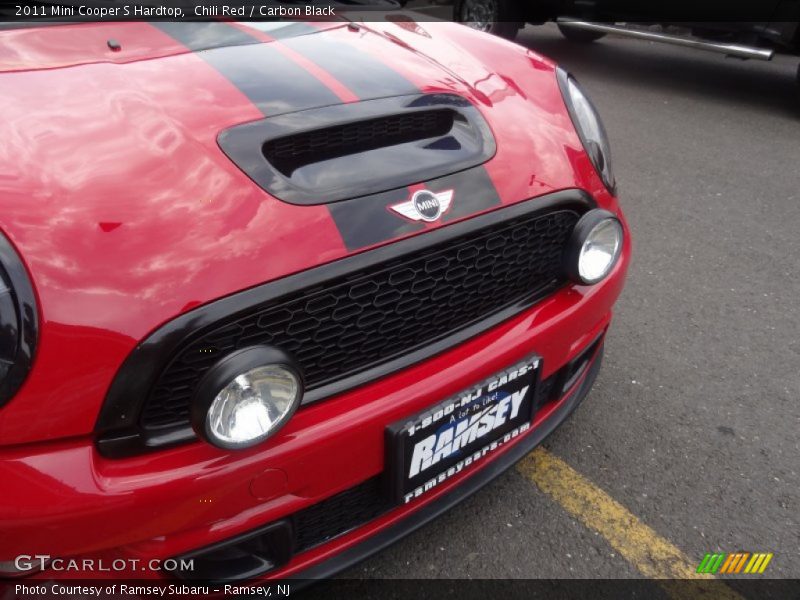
[386, 356, 540, 504]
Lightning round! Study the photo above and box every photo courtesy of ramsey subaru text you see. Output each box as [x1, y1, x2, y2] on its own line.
[0, 17, 629, 582]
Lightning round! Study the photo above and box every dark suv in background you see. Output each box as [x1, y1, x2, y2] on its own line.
[453, 0, 800, 83]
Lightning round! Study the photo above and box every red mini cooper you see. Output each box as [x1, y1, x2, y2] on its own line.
[0, 17, 629, 582]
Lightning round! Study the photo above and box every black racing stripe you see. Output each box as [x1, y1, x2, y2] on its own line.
[154, 22, 260, 50]
[154, 22, 341, 116]
[329, 166, 502, 252]
[440, 167, 502, 223]
[154, 22, 321, 49]
[241, 21, 321, 40]
[328, 187, 426, 251]
[281, 33, 419, 99]
[200, 45, 342, 115]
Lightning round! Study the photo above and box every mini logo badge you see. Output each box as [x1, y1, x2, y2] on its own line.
[390, 189, 454, 223]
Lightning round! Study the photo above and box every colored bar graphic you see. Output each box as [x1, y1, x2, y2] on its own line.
[747, 553, 773, 574]
[699, 552, 773, 575]
[733, 553, 749, 573]
[756, 553, 773, 574]
[719, 553, 736, 574]
[744, 554, 761, 573]
[697, 553, 726, 574]
[711, 553, 725, 573]
[696, 553, 713, 573]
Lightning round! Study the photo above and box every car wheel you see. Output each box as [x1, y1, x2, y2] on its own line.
[557, 24, 607, 43]
[454, 0, 520, 40]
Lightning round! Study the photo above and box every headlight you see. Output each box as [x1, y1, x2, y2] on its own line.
[192, 346, 303, 449]
[0, 232, 38, 408]
[557, 68, 616, 193]
[564, 210, 623, 285]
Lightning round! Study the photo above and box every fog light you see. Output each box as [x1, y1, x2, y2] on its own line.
[192, 347, 303, 449]
[564, 210, 623, 285]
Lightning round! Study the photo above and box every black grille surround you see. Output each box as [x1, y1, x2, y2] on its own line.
[95, 190, 595, 457]
[143, 209, 577, 429]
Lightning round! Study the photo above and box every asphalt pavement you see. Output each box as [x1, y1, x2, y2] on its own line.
[345, 21, 800, 581]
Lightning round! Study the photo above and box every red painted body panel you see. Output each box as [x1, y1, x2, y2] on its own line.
[0, 18, 629, 577]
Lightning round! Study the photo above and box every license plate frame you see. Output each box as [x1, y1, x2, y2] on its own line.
[385, 356, 540, 504]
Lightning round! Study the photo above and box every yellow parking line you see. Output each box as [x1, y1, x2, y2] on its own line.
[517, 448, 743, 600]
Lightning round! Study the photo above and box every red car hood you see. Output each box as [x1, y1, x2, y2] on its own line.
[0, 19, 605, 444]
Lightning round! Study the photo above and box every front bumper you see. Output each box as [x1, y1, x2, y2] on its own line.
[288, 344, 603, 581]
[1, 233, 628, 580]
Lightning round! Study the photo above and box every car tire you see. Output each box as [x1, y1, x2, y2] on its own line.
[453, 0, 520, 41]
[557, 24, 607, 43]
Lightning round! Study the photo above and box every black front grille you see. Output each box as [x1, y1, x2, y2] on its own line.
[263, 109, 455, 176]
[141, 208, 580, 431]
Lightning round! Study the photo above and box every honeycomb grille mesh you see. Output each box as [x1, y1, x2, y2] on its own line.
[141, 208, 580, 430]
[294, 477, 392, 552]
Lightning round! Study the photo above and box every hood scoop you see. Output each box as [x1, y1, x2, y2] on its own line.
[263, 109, 455, 178]
[218, 93, 496, 205]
